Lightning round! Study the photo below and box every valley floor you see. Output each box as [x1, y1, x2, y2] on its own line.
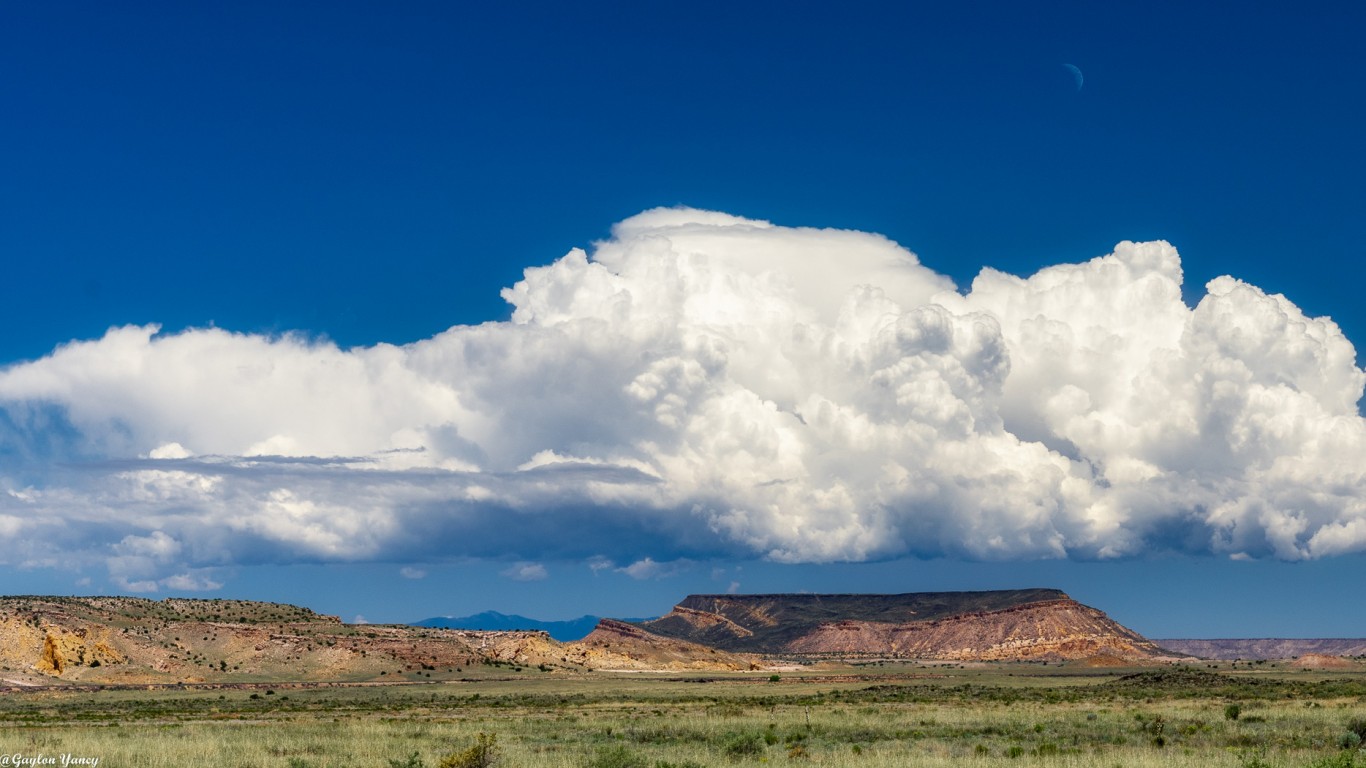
[1, 662, 1364, 768]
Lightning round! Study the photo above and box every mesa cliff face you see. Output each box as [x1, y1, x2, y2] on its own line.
[633, 590, 1170, 662]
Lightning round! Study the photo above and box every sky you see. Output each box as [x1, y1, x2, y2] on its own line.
[2, 1, 1365, 638]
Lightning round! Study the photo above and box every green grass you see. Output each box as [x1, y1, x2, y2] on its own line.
[1, 665, 1364, 767]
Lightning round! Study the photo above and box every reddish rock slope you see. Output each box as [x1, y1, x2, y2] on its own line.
[567, 619, 761, 671]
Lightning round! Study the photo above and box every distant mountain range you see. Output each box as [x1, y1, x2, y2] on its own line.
[412, 611, 646, 641]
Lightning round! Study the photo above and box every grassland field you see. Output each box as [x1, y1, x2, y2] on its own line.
[2, 661, 1364, 768]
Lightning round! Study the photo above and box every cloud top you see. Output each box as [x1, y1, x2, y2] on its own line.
[2, 208, 1364, 587]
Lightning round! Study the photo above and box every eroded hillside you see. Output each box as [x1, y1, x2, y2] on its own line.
[0, 595, 744, 686]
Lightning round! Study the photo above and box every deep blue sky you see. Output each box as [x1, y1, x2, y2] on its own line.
[2, 2, 1365, 636]
[6, 1, 1364, 359]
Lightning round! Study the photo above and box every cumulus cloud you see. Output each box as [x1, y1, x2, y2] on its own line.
[2, 207, 1365, 587]
[161, 572, 225, 591]
[618, 557, 688, 580]
[502, 562, 548, 582]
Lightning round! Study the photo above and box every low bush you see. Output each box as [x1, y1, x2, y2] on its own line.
[1350, 717, 1366, 741]
[722, 732, 764, 759]
[440, 733, 499, 768]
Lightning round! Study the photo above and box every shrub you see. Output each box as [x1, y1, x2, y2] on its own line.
[723, 732, 765, 759]
[1339, 731, 1363, 751]
[1350, 717, 1366, 741]
[440, 733, 499, 768]
[1225, 704, 1242, 721]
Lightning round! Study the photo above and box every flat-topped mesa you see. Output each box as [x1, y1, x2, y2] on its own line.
[640, 589, 1070, 651]
[631, 589, 1169, 661]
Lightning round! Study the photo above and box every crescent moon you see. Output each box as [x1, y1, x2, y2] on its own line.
[1063, 63, 1083, 92]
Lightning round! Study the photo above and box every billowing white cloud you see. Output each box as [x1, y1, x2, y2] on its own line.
[2, 207, 1364, 587]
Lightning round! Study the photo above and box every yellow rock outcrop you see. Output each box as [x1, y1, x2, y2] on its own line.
[16, 623, 128, 676]
[37, 634, 64, 674]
